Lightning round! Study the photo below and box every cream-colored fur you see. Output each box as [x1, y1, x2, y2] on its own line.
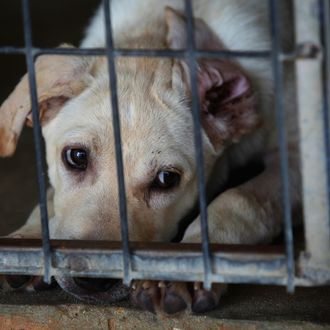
[0, 0, 300, 312]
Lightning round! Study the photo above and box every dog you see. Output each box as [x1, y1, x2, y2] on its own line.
[0, 0, 301, 314]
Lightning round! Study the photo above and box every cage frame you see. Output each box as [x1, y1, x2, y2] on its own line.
[0, 0, 329, 293]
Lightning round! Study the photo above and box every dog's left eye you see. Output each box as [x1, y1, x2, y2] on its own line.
[63, 148, 88, 171]
[152, 170, 181, 190]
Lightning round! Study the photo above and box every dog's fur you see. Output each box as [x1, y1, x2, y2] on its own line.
[0, 0, 300, 314]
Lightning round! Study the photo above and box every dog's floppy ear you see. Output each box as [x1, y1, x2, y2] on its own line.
[165, 7, 259, 152]
[0, 44, 93, 157]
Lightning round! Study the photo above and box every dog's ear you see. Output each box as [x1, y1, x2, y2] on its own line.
[0, 45, 93, 157]
[165, 7, 259, 152]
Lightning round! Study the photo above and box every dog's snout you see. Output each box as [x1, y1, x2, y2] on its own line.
[73, 277, 116, 292]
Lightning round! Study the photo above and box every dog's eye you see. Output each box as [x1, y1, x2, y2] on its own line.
[63, 148, 88, 171]
[152, 171, 181, 190]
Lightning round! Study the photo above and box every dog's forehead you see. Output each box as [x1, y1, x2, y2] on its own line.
[46, 63, 195, 160]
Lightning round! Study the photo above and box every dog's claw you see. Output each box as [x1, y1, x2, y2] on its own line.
[158, 281, 166, 288]
[131, 281, 159, 314]
[162, 290, 188, 314]
[194, 282, 201, 291]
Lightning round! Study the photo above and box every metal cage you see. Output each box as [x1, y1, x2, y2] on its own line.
[0, 0, 329, 294]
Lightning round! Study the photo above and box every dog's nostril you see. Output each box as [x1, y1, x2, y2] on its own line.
[73, 277, 116, 292]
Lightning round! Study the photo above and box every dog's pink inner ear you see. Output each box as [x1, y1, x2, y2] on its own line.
[198, 59, 259, 150]
[199, 63, 250, 106]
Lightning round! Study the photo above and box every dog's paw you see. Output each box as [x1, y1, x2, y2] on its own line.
[130, 280, 226, 315]
[0, 275, 57, 292]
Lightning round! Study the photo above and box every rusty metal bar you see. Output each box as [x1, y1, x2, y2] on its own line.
[295, 0, 330, 283]
[0, 239, 319, 286]
[0, 239, 288, 285]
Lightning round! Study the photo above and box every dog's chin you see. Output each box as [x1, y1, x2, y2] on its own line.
[55, 276, 130, 304]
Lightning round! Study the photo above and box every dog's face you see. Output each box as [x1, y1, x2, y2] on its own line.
[44, 56, 204, 242]
[0, 8, 258, 243]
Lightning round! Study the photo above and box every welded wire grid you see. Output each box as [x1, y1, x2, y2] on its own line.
[0, 0, 328, 289]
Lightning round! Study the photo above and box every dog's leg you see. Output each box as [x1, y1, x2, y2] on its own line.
[183, 146, 301, 244]
[132, 146, 301, 314]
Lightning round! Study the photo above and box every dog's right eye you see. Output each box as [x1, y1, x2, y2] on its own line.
[63, 148, 88, 171]
[151, 170, 181, 190]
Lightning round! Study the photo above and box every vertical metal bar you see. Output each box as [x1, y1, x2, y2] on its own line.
[269, 0, 295, 292]
[184, 0, 212, 290]
[103, 0, 132, 286]
[321, 0, 330, 210]
[325, 0, 330, 132]
[295, 0, 330, 276]
[21, 0, 51, 283]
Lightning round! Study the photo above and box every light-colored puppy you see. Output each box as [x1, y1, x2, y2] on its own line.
[0, 0, 300, 314]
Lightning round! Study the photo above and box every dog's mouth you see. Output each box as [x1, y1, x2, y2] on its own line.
[55, 276, 130, 304]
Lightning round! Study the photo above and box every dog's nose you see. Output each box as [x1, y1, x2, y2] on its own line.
[73, 277, 116, 292]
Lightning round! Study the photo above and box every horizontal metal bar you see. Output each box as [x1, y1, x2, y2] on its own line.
[0, 45, 319, 60]
[0, 46, 26, 55]
[0, 46, 271, 58]
[0, 45, 321, 60]
[0, 239, 322, 286]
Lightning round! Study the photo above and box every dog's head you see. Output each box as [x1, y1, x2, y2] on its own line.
[0, 7, 258, 248]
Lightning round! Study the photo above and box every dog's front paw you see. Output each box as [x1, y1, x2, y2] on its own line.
[130, 280, 226, 315]
[0, 275, 57, 292]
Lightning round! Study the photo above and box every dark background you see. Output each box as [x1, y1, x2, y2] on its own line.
[0, 0, 100, 235]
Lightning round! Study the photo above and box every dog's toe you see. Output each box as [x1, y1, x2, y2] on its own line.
[160, 282, 190, 314]
[131, 280, 160, 314]
[192, 289, 217, 313]
[130, 281, 226, 315]
[192, 282, 227, 314]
